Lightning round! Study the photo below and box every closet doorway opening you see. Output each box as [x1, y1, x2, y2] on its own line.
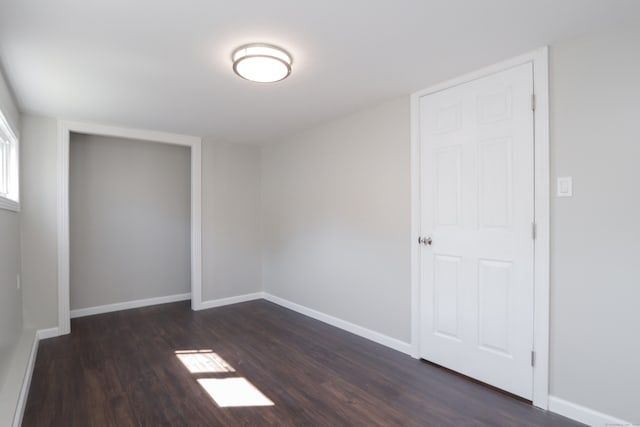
[57, 122, 202, 334]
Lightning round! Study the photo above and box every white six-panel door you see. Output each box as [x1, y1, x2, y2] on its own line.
[418, 63, 535, 399]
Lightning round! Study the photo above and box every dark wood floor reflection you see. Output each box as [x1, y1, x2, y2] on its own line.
[23, 300, 582, 426]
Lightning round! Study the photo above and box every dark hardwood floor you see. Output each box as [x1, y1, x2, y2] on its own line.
[23, 300, 582, 426]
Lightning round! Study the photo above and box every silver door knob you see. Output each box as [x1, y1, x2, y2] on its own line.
[418, 236, 432, 246]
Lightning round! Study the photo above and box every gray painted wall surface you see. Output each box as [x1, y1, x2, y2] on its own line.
[0, 210, 22, 385]
[261, 97, 411, 342]
[0, 69, 22, 386]
[69, 134, 190, 310]
[549, 23, 640, 423]
[20, 116, 58, 329]
[202, 139, 262, 301]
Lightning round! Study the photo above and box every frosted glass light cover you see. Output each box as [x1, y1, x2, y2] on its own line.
[232, 44, 292, 83]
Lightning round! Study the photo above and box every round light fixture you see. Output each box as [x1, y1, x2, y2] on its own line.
[232, 43, 292, 83]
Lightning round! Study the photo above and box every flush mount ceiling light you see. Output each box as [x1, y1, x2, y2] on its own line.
[232, 43, 292, 83]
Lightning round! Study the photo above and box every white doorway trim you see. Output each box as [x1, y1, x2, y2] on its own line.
[410, 47, 550, 409]
[57, 120, 203, 335]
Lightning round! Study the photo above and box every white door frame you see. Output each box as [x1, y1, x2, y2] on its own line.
[410, 47, 550, 409]
[57, 120, 203, 335]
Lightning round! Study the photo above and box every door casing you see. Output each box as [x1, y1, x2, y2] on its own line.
[57, 121, 203, 335]
[409, 47, 550, 409]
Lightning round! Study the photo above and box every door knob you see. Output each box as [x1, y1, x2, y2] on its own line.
[418, 236, 433, 246]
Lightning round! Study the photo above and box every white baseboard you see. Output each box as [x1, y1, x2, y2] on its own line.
[263, 293, 413, 355]
[11, 331, 39, 427]
[549, 395, 633, 427]
[197, 292, 264, 310]
[70, 293, 191, 318]
[10, 326, 64, 426]
[36, 327, 61, 340]
[68, 291, 411, 357]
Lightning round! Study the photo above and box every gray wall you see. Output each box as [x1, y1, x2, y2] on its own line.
[549, 23, 640, 423]
[0, 210, 22, 384]
[20, 116, 58, 329]
[261, 97, 411, 342]
[0, 69, 22, 385]
[202, 139, 262, 301]
[69, 134, 191, 310]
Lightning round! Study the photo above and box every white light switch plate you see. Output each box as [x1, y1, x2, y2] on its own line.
[557, 177, 572, 197]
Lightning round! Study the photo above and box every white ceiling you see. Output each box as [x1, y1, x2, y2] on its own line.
[1, 0, 638, 144]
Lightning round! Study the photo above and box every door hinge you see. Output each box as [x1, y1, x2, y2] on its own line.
[531, 94, 536, 111]
[532, 222, 537, 240]
[531, 351, 536, 367]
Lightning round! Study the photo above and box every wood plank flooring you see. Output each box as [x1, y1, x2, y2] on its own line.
[23, 300, 582, 426]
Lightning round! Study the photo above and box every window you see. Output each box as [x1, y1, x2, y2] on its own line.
[0, 109, 19, 211]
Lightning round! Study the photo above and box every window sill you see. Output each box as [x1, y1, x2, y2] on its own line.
[0, 197, 20, 212]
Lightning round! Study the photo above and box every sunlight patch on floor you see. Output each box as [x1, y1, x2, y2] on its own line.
[197, 377, 275, 408]
[175, 350, 235, 374]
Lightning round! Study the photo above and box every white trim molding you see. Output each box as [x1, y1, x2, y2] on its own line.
[11, 332, 38, 427]
[57, 120, 203, 334]
[263, 293, 413, 355]
[0, 107, 20, 212]
[410, 47, 551, 409]
[549, 396, 633, 427]
[0, 197, 19, 212]
[198, 292, 264, 310]
[70, 293, 191, 318]
[10, 327, 66, 426]
[36, 327, 61, 340]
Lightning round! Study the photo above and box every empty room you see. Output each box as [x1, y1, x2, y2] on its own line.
[0, 1, 638, 426]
